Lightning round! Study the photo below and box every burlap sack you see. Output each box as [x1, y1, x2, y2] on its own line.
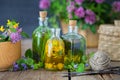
[98, 24, 120, 61]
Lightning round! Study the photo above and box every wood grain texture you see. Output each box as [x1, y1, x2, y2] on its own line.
[110, 74, 120, 80]
[0, 70, 104, 80]
[0, 72, 7, 79]
[0, 41, 21, 70]
[71, 75, 103, 80]
[0, 71, 21, 80]
[109, 61, 120, 80]
[102, 74, 113, 80]
[0, 39, 119, 80]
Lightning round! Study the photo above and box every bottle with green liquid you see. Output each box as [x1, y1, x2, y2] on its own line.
[32, 11, 51, 63]
[62, 20, 86, 71]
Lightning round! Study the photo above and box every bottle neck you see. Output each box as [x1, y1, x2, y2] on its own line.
[68, 26, 78, 34]
[38, 17, 48, 27]
[51, 28, 60, 38]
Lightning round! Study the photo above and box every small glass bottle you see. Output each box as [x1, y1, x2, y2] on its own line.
[32, 11, 51, 62]
[45, 28, 64, 70]
[62, 20, 86, 69]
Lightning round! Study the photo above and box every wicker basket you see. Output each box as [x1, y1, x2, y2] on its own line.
[98, 24, 120, 61]
[0, 41, 21, 71]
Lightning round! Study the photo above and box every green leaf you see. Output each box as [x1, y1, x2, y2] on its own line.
[9, 28, 16, 32]
[25, 49, 33, 58]
[21, 32, 29, 38]
[76, 63, 85, 72]
[89, 25, 96, 33]
[0, 39, 5, 42]
[33, 64, 39, 70]
[68, 65, 73, 70]
[17, 58, 26, 64]
[0, 35, 7, 42]
[82, 24, 89, 30]
[82, 55, 87, 63]
[25, 58, 34, 66]
[0, 35, 6, 39]
[89, 52, 95, 58]
[37, 62, 44, 68]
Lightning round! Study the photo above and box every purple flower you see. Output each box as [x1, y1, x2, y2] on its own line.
[16, 28, 22, 33]
[10, 32, 21, 43]
[85, 9, 96, 25]
[85, 63, 89, 67]
[95, 0, 104, 4]
[13, 63, 19, 71]
[112, 1, 120, 12]
[85, 15, 96, 25]
[67, 1, 75, 13]
[75, 7, 85, 18]
[86, 10, 95, 16]
[75, 0, 84, 5]
[39, 0, 50, 9]
[21, 63, 28, 70]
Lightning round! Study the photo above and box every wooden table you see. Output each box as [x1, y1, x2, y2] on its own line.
[0, 39, 120, 80]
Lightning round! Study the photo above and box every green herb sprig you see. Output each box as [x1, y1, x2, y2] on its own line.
[10, 49, 44, 71]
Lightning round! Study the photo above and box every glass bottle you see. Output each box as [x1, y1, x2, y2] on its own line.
[62, 20, 86, 70]
[44, 28, 64, 70]
[32, 11, 51, 62]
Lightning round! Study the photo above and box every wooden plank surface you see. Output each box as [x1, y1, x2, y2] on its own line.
[0, 39, 120, 80]
[0, 70, 103, 80]
[1, 69, 119, 80]
[0, 71, 21, 80]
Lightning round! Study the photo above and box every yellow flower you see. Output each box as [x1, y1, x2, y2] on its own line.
[52, 39, 59, 46]
[0, 26, 5, 32]
[13, 23, 19, 29]
[57, 63, 64, 70]
[7, 19, 10, 23]
[7, 19, 11, 26]
[53, 65, 57, 69]
[45, 63, 53, 69]
[59, 45, 63, 51]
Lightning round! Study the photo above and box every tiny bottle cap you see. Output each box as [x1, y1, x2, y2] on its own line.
[39, 11, 47, 20]
[69, 20, 77, 29]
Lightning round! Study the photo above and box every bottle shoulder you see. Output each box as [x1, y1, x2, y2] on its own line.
[62, 32, 86, 40]
[32, 28, 51, 39]
[49, 37, 64, 42]
[33, 26, 50, 34]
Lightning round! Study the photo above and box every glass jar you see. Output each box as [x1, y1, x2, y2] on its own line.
[62, 20, 86, 70]
[45, 28, 64, 70]
[32, 11, 51, 62]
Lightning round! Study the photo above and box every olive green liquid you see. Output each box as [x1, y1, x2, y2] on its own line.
[32, 26, 51, 62]
[63, 38, 86, 66]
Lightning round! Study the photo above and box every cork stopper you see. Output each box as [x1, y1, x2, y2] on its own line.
[69, 20, 77, 29]
[39, 11, 47, 21]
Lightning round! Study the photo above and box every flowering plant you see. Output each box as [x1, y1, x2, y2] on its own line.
[39, 0, 67, 27]
[67, 0, 120, 33]
[0, 20, 29, 43]
[10, 49, 44, 71]
[111, 1, 120, 20]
